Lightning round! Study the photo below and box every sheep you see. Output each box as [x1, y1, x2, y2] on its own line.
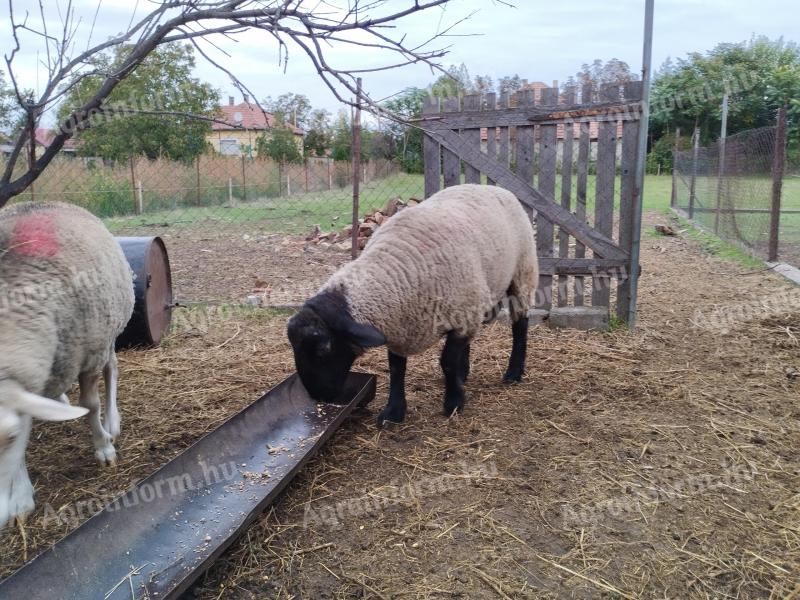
[287, 183, 538, 426]
[0, 201, 134, 528]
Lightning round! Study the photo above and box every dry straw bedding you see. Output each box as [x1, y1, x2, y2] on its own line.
[1, 213, 798, 599]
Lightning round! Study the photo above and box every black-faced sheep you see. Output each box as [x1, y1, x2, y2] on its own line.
[287, 184, 538, 426]
[0, 202, 134, 527]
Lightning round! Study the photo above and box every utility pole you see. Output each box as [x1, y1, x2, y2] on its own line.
[350, 78, 363, 259]
[626, 0, 654, 328]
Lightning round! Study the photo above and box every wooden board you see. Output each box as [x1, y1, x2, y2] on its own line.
[462, 94, 482, 184]
[592, 119, 617, 307]
[485, 92, 497, 185]
[515, 89, 536, 222]
[616, 113, 640, 318]
[557, 90, 576, 308]
[423, 97, 441, 199]
[442, 97, 461, 188]
[536, 87, 559, 310]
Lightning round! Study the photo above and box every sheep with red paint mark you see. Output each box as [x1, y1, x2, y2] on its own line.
[0, 202, 134, 528]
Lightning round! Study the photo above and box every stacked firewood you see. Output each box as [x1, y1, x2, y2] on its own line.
[305, 197, 423, 250]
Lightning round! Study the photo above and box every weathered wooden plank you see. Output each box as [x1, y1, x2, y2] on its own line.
[599, 82, 621, 103]
[498, 92, 510, 189]
[415, 101, 641, 130]
[537, 87, 558, 310]
[574, 85, 593, 306]
[462, 94, 482, 184]
[442, 97, 461, 188]
[557, 90, 575, 308]
[425, 127, 628, 261]
[539, 257, 631, 276]
[422, 96, 441, 199]
[624, 80, 643, 103]
[592, 119, 618, 307]
[616, 117, 640, 319]
[485, 92, 497, 185]
[515, 90, 536, 221]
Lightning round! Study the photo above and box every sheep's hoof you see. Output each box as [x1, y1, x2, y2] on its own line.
[377, 407, 405, 428]
[443, 394, 464, 417]
[95, 444, 118, 466]
[502, 370, 523, 384]
[0, 470, 35, 529]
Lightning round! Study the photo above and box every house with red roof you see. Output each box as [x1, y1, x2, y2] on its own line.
[207, 95, 304, 157]
[0, 128, 80, 158]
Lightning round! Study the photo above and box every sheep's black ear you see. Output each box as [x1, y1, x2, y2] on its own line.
[341, 320, 386, 348]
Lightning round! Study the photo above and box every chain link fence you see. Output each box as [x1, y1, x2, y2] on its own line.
[673, 123, 800, 266]
[6, 152, 423, 305]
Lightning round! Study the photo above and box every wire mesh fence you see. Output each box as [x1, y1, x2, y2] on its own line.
[4, 152, 423, 305]
[673, 124, 800, 266]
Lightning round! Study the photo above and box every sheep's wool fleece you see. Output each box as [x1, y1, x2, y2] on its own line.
[324, 184, 538, 356]
[0, 202, 134, 398]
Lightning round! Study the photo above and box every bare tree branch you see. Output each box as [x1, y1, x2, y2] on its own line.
[1, 0, 468, 205]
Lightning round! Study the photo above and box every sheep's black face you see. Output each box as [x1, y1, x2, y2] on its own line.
[287, 290, 386, 403]
[288, 313, 357, 402]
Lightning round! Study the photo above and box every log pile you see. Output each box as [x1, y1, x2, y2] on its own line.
[305, 197, 423, 251]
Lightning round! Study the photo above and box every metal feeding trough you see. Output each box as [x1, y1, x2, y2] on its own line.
[0, 373, 375, 599]
[116, 236, 173, 348]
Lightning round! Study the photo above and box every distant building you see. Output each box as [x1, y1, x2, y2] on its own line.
[0, 129, 79, 158]
[207, 95, 304, 157]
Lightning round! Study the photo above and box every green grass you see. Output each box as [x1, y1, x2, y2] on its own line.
[104, 172, 676, 235]
[105, 173, 424, 235]
[102, 168, 798, 263]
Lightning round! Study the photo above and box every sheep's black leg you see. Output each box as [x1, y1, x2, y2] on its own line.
[441, 332, 469, 416]
[377, 351, 407, 426]
[503, 316, 529, 383]
[461, 342, 471, 383]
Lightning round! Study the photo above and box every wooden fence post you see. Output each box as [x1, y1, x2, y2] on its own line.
[768, 106, 787, 262]
[351, 77, 362, 259]
[129, 156, 137, 212]
[136, 180, 144, 214]
[670, 127, 680, 208]
[195, 155, 201, 205]
[241, 154, 247, 202]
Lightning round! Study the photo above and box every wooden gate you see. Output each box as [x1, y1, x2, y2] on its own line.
[418, 82, 643, 323]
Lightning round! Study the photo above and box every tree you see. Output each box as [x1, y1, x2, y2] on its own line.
[0, 0, 463, 206]
[56, 43, 219, 162]
[568, 58, 636, 92]
[329, 110, 371, 162]
[0, 69, 15, 132]
[649, 37, 800, 147]
[263, 93, 312, 130]
[430, 64, 471, 98]
[497, 75, 523, 96]
[303, 109, 332, 157]
[257, 128, 303, 164]
[472, 74, 494, 94]
[382, 87, 429, 172]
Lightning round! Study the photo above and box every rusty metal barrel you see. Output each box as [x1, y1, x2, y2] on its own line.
[116, 236, 173, 348]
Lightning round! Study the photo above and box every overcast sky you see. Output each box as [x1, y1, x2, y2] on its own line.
[0, 0, 794, 124]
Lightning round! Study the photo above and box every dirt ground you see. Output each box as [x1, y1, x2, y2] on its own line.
[1, 212, 799, 599]
[159, 227, 347, 304]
